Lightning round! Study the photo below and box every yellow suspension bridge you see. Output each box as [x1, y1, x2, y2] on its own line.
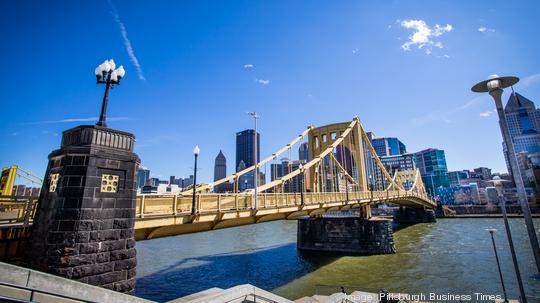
[0, 118, 435, 241]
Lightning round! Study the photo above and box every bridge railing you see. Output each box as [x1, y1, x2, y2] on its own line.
[0, 196, 39, 226]
[0, 191, 433, 225]
[135, 190, 433, 218]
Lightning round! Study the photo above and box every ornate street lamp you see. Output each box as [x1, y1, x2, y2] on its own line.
[94, 59, 126, 128]
[485, 228, 509, 303]
[191, 145, 200, 216]
[472, 75, 540, 276]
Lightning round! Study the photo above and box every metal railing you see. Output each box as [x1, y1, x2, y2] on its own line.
[136, 190, 434, 218]
[0, 191, 434, 226]
[0, 196, 38, 227]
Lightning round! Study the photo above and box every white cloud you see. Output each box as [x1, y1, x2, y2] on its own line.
[108, 0, 145, 81]
[352, 48, 359, 54]
[478, 27, 495, 33]
[399, 19, 453, 55]
[244, 64, 254, 69]
[255, 79, 270, 85]
[479, 109, 496, 117]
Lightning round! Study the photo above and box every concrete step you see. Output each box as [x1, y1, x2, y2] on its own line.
[167, 287, 224, 303]
[296, 291, 381, 303]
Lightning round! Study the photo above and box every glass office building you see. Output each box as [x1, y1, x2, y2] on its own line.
[504, 92, 540, 186]
[371, 137, 407, 157]
[414, 148, 450, 197]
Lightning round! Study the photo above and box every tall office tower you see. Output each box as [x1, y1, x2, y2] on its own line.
[503, 92, 540, 189]
[371, 137, 407, 157]
[270, 162, 284, 181]
[415, 148, 450, 197]
[236, 129, 260, 170]
[299, 142, 309, 161]
[236, 129, 260, 190]
[137, 167, 150, 189]
[214, 150, 227, 192]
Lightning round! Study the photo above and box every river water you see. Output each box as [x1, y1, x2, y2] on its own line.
[135, 218, 540, 302]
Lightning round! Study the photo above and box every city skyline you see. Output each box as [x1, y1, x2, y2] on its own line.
[1, 1, 540, 184]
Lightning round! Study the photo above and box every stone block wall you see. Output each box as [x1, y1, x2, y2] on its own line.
[297, 216, 395, 254]
[26, 125, 139, 294]
[393, 207, 436, 224]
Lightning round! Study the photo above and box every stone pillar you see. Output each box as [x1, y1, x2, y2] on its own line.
[26, 125, 139, 293]
[297, 215, 395, 254]
[393, 207, 436, 225]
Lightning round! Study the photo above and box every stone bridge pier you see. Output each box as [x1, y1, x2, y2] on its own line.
[393, 206, 436, 224]
[297, 205, 396, 255]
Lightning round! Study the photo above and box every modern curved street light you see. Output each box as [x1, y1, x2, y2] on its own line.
[191, 145, 200, 216]
[472, 75, 540, 278]
[94, 59, 126, 128]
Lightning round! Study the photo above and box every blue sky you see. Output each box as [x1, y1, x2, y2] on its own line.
[1, 0, 540, 184]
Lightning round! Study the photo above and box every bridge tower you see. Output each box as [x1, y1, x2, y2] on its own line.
[307, 118, 370, 217]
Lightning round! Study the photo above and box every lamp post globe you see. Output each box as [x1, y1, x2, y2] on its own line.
[94, 59, 126, 128]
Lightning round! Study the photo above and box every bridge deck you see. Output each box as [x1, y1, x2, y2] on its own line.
[1, 191, 434, 241]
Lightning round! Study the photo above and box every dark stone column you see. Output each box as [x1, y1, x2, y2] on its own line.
[297, 215, 395, 254]
[26, 125, 139, 294]
[393, 207, 436, 224]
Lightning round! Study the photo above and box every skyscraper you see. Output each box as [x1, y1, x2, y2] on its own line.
[236, 129, 260, 190]
[269, 158, 306, 193]
[136, 167, 150, 189]
[299, 142, 309, 161]
[503, 92, 540, 187]
[371, 137, 407, 157]
[214, 150, 232, 193]
[415, 148, 450, 197]
[236, 129, 260, 170]
[214, 150, 227, 181]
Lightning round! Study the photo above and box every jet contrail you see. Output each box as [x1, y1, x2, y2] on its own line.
[108, 0, 145, 80]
